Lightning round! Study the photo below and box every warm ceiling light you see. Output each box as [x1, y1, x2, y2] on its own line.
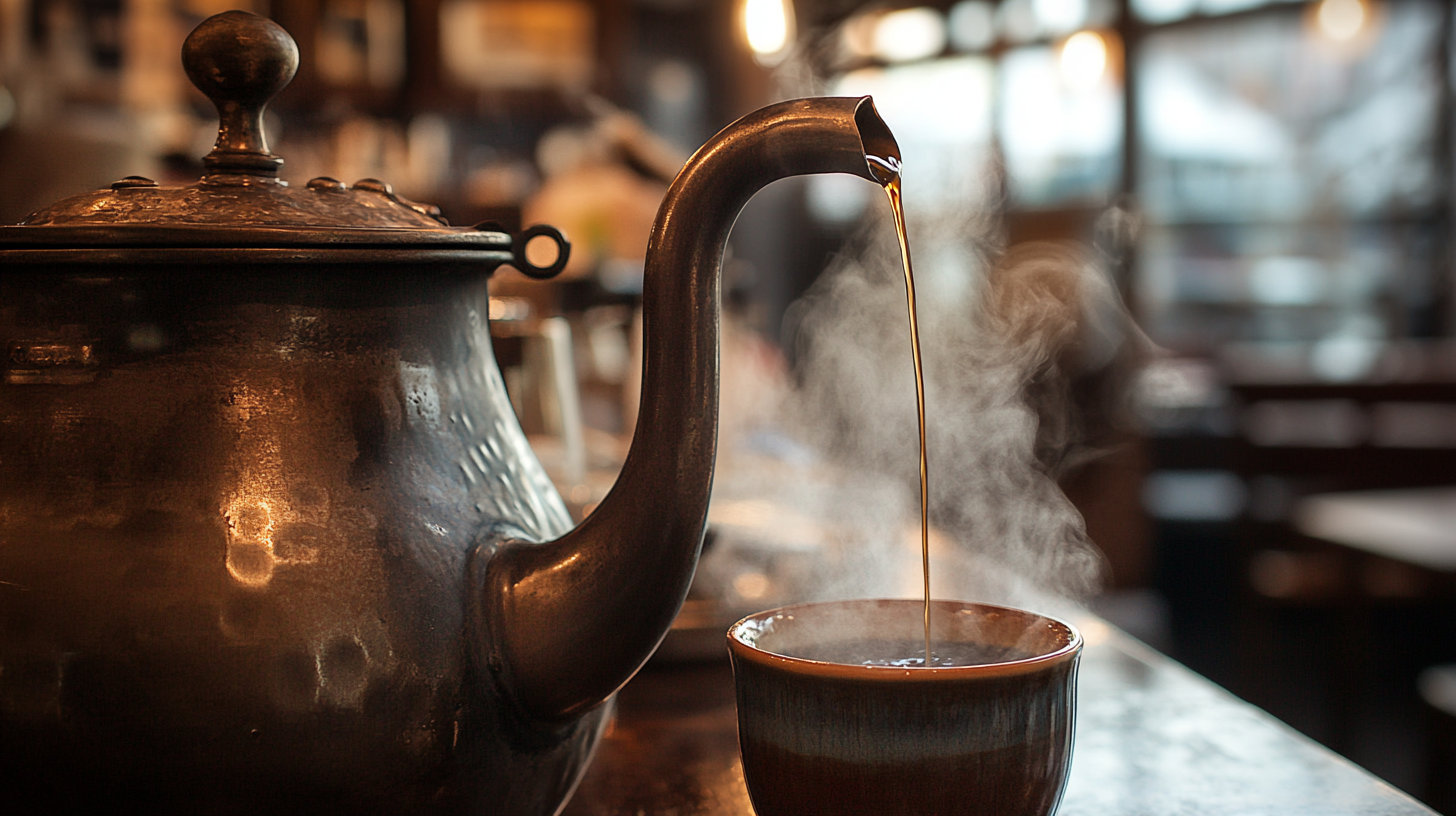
[1059, 30, 1107, 90]
[1316, 0, 1367, 41]
[744, 0, 795, 61]
[872, 7, 947, 63]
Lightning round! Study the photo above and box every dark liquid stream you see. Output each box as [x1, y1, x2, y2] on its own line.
[866, 153, 934, 665]
[883, 172, 932, 664]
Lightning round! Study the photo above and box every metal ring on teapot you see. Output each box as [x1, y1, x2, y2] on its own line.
[507, 224, 571, 280]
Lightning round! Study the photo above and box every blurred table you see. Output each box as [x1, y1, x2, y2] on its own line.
[563, 618, 1433, 816]
[1295, 487, 1456, 573]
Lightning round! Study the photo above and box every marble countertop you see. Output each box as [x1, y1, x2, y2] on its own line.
[563, 617, 1434, 816]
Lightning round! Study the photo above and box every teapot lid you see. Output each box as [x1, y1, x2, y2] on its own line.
[0, 11, 567, 279]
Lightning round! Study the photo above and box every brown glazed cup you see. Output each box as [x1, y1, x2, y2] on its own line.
[727, 599, 1082, 816]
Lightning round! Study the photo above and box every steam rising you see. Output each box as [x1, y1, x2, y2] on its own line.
[712, 197, 1143, 616]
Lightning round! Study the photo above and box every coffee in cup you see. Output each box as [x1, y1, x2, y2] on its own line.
[727, 598, 1081, 816]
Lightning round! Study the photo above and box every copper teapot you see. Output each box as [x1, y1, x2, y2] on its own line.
[0, 11, 899, 814]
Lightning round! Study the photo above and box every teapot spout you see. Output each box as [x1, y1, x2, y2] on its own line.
[483, 97, 900, 721]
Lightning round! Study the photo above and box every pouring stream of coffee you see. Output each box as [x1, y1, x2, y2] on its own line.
[868, 154, 931, 664]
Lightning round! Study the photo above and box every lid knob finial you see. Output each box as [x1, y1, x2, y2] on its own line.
[182, 11, 298, 180]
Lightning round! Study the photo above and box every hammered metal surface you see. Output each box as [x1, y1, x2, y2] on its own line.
[17, 180, 449, 231]
[0, 272, 608, 813]
[0, 92, 904, 812]
[2, 9, 467, 248]
[0, 8, 907, 810]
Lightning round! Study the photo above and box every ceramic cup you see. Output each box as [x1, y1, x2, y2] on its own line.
[727, 599, 1082, 816]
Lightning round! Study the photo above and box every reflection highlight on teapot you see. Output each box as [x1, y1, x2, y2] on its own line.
[225, 497, 280, 587]
[224, 493, 323, 587]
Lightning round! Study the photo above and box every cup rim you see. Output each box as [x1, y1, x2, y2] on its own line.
[726, 599, 1083, 681]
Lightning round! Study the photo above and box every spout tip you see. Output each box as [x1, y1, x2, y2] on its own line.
[853, 97, 901, 187]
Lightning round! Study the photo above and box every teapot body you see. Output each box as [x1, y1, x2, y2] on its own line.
[0, 265, 605, 813]
[0, 13, 902, 802]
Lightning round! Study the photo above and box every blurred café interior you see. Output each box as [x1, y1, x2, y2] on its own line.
[3, 0, 1456, 807]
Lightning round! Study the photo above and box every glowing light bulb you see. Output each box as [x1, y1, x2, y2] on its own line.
[872, 7, 947, 63]
[1317, 0, 1366, 41]
[744, 0, 794, 60]
[1059, 30, 1107, 90]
